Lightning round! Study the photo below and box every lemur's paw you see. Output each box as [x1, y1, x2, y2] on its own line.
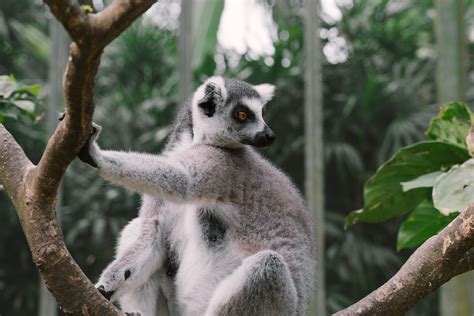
[78, 122, 102, 168]
[125, 312, 142, 316]
[96, 265, 133, 300]
[96, 285, 114, 300]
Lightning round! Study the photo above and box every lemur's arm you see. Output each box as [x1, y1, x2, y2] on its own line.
[79, 124, 189, 202]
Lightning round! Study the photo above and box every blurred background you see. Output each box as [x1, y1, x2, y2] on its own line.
[1, 0, 474, 315]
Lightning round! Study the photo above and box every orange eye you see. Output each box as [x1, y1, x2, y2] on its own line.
[238, 111, 248, 121]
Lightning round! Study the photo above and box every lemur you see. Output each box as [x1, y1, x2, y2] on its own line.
[79, 77, 315, 316]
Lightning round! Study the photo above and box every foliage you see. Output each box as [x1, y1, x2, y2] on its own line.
[0, 75, 40, 123]
[347, 102, 473, 250]
[397, 200, 457, 250]
[0, 0, 48, 78]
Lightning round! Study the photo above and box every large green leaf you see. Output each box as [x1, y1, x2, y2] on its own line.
[346, 141, 469, 226]
[0, 101, 20, 120]
[426, 102, 471, 149]
[397, 200, 458, 250]
[433, 158, 474, 215]
[401, 171, 444, 192]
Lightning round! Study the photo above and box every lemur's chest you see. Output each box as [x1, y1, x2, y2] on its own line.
[165, 202, 242, 266]
[162, 202, 243, 314]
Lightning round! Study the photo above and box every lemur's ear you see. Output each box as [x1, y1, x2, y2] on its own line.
[254, 84, 275, 104]
[196, 77, 227, 117]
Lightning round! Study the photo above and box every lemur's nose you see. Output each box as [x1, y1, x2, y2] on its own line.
[252, 127, 276, 147]
[265, 129, 276, 143]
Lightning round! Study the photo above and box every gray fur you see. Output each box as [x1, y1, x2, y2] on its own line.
[88, 77, 315, 316]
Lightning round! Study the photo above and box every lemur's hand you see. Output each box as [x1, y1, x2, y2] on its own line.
[78, 122, 102, 168]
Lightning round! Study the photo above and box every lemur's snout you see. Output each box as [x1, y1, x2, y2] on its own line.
[253, 127, 276, 147]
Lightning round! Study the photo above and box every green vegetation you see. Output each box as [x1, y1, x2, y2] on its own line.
[0, 75, 40, 123]
[347, 102, 474, 251]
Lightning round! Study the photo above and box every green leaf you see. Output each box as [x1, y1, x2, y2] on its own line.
[0, 75, 19, 98]
[397, 200, 458, 251]
[426, 102, 471, 149]
[13, 84, 41, 96]
[401, 171, 444, 192]
[0, 106, 19, 120]
[433, 158, 474, 215]
[346, 141, 469, 226]
[13, 100, 35, 113]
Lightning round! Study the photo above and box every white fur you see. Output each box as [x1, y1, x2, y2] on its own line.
[205, 250, 298, 316]
[241, 97, 267, 131]
[254, 83, 275, 104]
[191, 77, 229, 146]
[168, 203, 242, 315]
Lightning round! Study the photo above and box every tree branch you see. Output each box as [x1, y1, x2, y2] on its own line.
[0, 125, 33, 205]
[91, 0, 157, 49]
[335, 205, 474, 315]
[36, 0, 157, 199]
[42, 0, 89, 45]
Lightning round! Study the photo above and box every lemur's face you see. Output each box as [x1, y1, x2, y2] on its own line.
[192, 77, 276, 148]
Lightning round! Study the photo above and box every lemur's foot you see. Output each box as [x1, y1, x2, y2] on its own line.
[95, 263, 132, 301]
[97, 285, 114, 300]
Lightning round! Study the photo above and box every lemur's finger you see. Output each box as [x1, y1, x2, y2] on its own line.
[58, 111, 66, 121]
[97, 285, 114, 300]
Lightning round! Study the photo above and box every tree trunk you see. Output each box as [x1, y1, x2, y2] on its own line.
[435, 1, 474, 314]
[178, 0, 194, 105]
[303, 0, 325, 315]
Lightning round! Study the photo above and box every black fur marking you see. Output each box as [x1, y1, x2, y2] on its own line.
[164, 238, 179, 278]
[124, 269, 131, 280]
[198, 83, 219, 117]
[198, 209, 227, 247]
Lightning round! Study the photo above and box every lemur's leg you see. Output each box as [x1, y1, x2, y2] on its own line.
[119, 274, 160, 316]
[204, 250, 298, 316]
[96, 217, 164, 303]
[79, 124, 189, 201]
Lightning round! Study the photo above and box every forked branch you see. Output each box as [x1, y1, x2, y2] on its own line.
[0, 0, 156, 314]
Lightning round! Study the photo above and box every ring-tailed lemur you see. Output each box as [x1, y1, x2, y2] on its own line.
[79, 77, 315, 316]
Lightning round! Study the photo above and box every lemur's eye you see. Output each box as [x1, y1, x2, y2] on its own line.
[238, 111, 248, 121]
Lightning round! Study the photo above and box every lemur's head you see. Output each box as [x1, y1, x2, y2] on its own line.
[191, 76, 276, 148]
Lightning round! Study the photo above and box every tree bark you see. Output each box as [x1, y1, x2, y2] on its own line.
[0, 0, 156, 314]
[38, 16, 70, 316]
